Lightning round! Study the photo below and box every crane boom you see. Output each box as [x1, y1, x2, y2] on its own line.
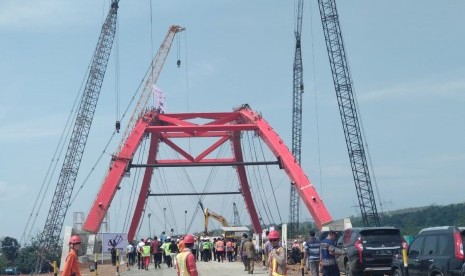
[317, 0, 380, 226]
[36, 0, 120, 270]
[82, 25, 185, 239]
[289, 0, 304, 237]
[116, 25, 185, 156]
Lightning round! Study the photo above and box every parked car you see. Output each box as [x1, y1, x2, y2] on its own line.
[336, 227, 405, 276]
[391, 226, 465, 276]
[4, 267, 18, 275]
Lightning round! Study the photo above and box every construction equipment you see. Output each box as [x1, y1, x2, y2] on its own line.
[35, 0, 120, 271]
[203, 208, 229, 235]
[317, 0, 380, 226]
[83, 25, 185, 241]
[232, 202, 242, 226]
[289, 0, 304, 238]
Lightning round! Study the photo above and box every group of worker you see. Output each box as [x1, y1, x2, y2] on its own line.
[302, 230, 342, 276]
[199, 236, 238, 262]
[61, 233, 199, 276]
[61, 229, 338, 276]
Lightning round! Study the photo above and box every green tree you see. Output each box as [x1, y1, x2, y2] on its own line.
[0, 254, 8, 274]
[0, 237, 20, 264]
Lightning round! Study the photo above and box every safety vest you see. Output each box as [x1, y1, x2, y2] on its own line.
[141, 245, 151, 257]
[271, 247, 287, 276]
[176, 251, 192, 276]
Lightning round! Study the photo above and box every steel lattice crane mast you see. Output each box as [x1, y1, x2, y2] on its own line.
[233, 202, 242, 226]
[35, 0, 120, 270]
[289, 0, 304, 237]
[316, 0, 380, 226]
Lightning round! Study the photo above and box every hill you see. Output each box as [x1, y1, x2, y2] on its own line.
[350, 202, 465, 235]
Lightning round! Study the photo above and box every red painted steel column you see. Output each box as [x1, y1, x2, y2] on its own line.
[237, 108, 332, 229]
[128, 133, 160, 241]
[83, 115, 152, 233]
[231, 131, 262, 234]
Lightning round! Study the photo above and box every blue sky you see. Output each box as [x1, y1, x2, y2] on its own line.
[1, 0, 464, 241]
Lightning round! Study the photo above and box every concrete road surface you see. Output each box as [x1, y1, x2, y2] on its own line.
[121, 261, 268, 276]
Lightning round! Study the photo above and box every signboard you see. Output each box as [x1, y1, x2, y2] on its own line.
[102, 233, 128, 253]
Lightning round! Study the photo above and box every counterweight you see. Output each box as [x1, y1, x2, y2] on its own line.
[317, 0, 380, 226]
[35, 0, 119, 270]
[289, 0, 304, 237]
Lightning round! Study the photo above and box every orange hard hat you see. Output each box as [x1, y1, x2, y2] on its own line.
[184, 234, 195, 244]
[268, 230, 280, 240]
[69, 235, 81, 245]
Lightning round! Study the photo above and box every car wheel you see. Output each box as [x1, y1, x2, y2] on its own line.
[393, 269, 403, 276]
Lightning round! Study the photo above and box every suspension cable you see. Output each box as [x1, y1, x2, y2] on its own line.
[258, 138, 283, 224]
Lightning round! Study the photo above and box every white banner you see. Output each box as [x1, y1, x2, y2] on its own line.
[152, 84, 167, 113]
[102, 233, 128, 253]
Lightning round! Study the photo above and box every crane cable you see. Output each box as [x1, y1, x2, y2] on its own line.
[21, 57, 93, 245]
[308, 0, 325, 199]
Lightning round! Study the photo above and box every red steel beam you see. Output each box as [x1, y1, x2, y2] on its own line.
[237, 107, 332, 229]
[127, 133, 160, 241]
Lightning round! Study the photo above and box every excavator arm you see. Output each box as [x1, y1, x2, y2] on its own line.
[204, 208, 229, 235]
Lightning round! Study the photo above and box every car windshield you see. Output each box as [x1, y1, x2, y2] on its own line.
[360, 229, 401, 243]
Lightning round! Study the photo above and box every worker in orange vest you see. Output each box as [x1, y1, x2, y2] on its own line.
[176, 234, 198, 276]
[267, 230, 287, 276]
[62, 235, 82, 276]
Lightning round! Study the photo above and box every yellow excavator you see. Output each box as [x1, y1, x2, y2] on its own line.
[203, 208, 229, 236]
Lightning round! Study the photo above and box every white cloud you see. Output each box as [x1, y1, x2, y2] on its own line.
[358, 77, 465, 103]
[0, 115, 64, 142]
[0, 0, 98, 30]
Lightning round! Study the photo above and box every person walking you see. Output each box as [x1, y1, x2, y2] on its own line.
[216, 237, 225, 262]
[267, 230, 286, 276]
[244, 237, 256, 274]
[226, 239, 234, 262]
[201, 238, 212, 262]
[151, 236, 161, 269]
[170, 238, 180, 269]
[136, 238, 145, 269]
[192, 237, 199, 261]
[320, 231, 341, 276]
[163, 237, 173, 267]
[141, 239, 151, 270]
[240, 233, 249, 271]
[176, 234, 198, 276]
[263, 231, 273, 271]
[62, 235, 82, 276]
[303, 230, 321, 276]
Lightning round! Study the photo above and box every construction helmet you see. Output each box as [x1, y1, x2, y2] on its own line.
[268, 230, 280, 241]
[69, 235, 81, 245]
[184, 234, 195, 244]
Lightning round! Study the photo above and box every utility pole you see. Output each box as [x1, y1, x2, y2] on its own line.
[163, 208, 166, 233]
[184, 210, 187, 234]
[148, 213, 151, 238]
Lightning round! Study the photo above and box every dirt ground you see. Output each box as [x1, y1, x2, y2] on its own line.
[77, 260, 307, 276]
